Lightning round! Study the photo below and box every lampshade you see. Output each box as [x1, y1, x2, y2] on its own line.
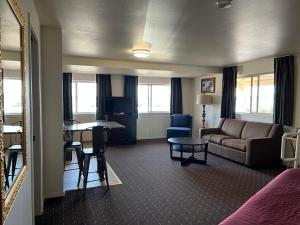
[196, 94, 212, 105]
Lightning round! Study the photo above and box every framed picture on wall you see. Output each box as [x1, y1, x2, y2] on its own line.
[201, 77, 215, 93]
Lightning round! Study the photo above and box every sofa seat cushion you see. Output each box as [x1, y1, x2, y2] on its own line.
[222, 139, 246, 151]
[210, 135, 232, 144]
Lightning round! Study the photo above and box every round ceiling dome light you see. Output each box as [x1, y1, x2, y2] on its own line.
[216, 0, 232, 9]
[132, 49, 151, 58]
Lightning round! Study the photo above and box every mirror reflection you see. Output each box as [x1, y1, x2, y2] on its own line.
[0, 0, 24, 197]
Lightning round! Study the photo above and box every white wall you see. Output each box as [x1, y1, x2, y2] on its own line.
[236, 113, 273, 123]
[63, 55, 221, 77]
[41, 27, 64, 199]
[4, 0, 41, 224]
[182, 78, 194, 115]
[193, 74, 222, 136]
[111, 75, 124, 96]
[238, 57, 273, 75]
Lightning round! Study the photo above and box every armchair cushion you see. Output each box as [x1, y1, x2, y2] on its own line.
[167, 127, 192, 138]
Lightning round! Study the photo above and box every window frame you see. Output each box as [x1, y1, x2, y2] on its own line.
[138, 83, 170, 114]
[72, 80, 96, 114]
[236, 73, 274, 115]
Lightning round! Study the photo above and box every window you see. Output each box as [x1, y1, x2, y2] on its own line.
[72, 81, 96, 113]
[236, 74, 274, 114]
[138, 84, 170, 113]
[3, 79, 22, 114]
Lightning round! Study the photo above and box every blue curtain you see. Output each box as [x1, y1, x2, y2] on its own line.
[96, 74, 112, 120]
[124, 75, 138, 115]
[63, 72, 73, 120]
[220, 66, 237, 119]
[274, 55, 294, 125]
[170, 78, 183, 114]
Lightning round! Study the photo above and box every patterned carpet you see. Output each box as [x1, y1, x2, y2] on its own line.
[36, 140, 284, 225]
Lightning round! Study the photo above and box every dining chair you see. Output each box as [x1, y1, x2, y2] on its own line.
[6, 121, 23, 181]
[77, 126, 109, 190]
[63, 120, 82, 169]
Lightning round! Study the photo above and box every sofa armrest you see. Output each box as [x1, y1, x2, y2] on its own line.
[200, 128, 221, 137]
[246, 137, 281, 167]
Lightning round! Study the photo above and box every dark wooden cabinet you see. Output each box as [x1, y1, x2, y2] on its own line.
[106, 114, 137, 145]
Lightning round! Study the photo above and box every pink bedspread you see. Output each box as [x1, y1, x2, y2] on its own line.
[219, 169, 300, 225]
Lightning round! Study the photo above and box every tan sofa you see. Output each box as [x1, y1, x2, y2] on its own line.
[200, 119, 283, 167]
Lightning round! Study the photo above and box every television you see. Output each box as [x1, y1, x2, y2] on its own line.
[105, 97, 133, 114]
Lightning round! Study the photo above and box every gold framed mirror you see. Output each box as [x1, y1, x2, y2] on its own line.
[0, 0, 27, 223]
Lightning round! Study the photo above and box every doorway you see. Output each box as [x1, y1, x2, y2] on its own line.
[29, 28, 44, 216]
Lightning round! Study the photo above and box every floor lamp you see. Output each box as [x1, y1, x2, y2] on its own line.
[196, 94, 212, 128]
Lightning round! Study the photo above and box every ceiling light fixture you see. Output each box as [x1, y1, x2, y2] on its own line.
[132, 49, 151, 58]
[216, 0, 232, 9]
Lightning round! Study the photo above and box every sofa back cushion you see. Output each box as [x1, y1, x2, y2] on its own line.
[221, 119, 246, 138]
[241, 122, 273, 139]
[171, 114, 192, 128]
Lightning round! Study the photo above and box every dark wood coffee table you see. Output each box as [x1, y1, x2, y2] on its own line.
[168, 137, 209, 166]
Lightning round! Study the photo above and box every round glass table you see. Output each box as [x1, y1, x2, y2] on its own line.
[167, 137, 209, 166]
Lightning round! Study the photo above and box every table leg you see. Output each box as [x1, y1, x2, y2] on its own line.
[97, 156, 105, 181]
[204, 143, 208, 163]
[170, 143, 173, 159]
[192, 145, 195, 158]
[180, 145, 183, 166]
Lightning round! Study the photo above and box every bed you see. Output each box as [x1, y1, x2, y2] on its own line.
[219, 169, 300, 225]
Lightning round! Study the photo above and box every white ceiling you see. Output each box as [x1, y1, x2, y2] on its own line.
[35, 0, 300, 67]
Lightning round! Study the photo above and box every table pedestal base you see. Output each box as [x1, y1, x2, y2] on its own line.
[171, 156, 207, 166]
[170, 144, 208, 166]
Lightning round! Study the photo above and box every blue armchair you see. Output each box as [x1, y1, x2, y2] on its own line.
[167, 114, 193, 139]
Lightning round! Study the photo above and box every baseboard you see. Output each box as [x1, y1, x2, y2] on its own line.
[44, 191, 65, 199]
[137, 138, 167, 143]
[137, 136, 166, 140]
